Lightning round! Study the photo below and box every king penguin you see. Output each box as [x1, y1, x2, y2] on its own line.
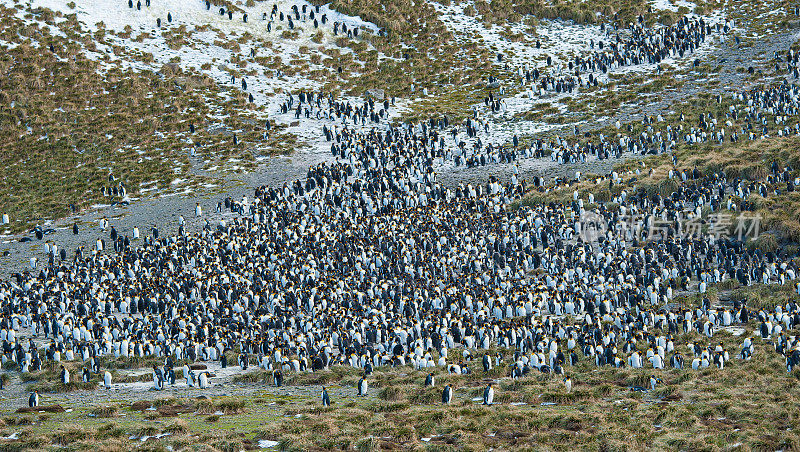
[322, 386, 330, 406]
[424, 372, 435, 387]
[357, 375, 368, 396]
[483, 383, 494, 406]
[28, 391, 39, 408]
[442, 384, 453, 404]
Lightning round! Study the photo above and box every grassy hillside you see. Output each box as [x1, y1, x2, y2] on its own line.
[0, 4, 293, 230]
[518, 133, 800, 248]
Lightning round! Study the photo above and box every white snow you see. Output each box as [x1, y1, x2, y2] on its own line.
[431, 1, 610, 69]
[651, 0, 698, 13]
[4, 0, 734, 193]
[21, 0, 399, 166]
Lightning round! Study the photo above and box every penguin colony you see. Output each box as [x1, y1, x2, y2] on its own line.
[7, 84, 800, 405]
[3, 2, 800, 409]
[274, 81, 800, 176]
[504, 15, 730, 99]
[120, 0, 369, 56]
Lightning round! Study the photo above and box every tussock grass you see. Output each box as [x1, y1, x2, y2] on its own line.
[0, 4, 296, 229]
[216, 398, 246, 414]
[196, 398, 245, 415]
[520, 133, 800, 248]
[285, 366, 362, 386]
[50, 424, 92, 445]
[727, 281, 799, 310]
[231, 369, 269, 384]
[94, 422, 125, 440]
[90, 405, 118, 418]
[217, 335, 799, 449]
[9, 315, 793, 452]
[29, 380, 98, 393]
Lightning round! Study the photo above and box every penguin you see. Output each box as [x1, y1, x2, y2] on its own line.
[273, 369, 283, 387]
[322, 386, 330, 406]
[198, 372, 209, 389]
[103, 370, 112, 389]
[60, 365, 70, 384]
[482, 383, 494, 406]
[82, 367, 90, 383]
[28, 391, 39, 408]
[357, 375, 368, 396]
[670, 353, 684, 369]
[424, 372, 435, 387]
[650, 375, 660, 391]
[153, 366, 164, 390]
[442, 384, 453, 404]
[72, 223, 78, 235]
[564, 376, 572, 393]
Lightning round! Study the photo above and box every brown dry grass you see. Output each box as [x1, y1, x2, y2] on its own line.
[0, 4, 295, 231]
[4, 332, 799, 450]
